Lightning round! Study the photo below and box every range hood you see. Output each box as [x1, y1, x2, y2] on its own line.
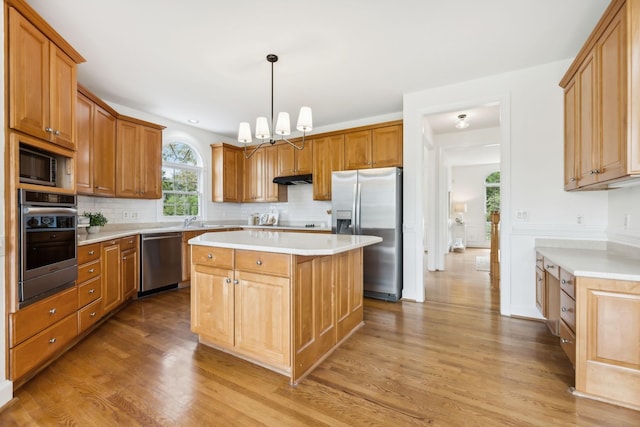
[273, 174, 313, 185]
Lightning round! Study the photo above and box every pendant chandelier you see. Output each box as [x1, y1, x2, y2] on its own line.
[237, 54, 312, 159]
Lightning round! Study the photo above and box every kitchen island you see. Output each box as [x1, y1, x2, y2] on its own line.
[188, 230, 382, 384]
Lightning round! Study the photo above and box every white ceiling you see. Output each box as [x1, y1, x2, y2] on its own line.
[27, 0, 609, 140]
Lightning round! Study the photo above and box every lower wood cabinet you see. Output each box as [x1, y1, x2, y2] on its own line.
[101, 235, 138, 315]
[191, 245, 364, 383]
[121, 236, 139, 300]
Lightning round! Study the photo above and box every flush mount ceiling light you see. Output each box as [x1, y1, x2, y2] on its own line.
[187, 119, 199, 124]
[238, 54, 313, 159]
[455, 113, 470, 129]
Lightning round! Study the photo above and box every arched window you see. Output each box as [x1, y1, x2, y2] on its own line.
[162, 142, 202, 217]
[484, 171, 500, 240]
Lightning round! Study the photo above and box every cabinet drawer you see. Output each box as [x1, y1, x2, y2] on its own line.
[560, 269, 575, 299]
[10, 313, 78, 380]
[120, 235, 138, 251]
[10, 286, 78, 347]
[78, 277, 101, 308]
[236, 250, 291, 277]
[535, 252, 544, 270]
[192, 246, 234, 269]
[560, 290, 576, 332]
[543, 257, 559, 280]
[559, 320, 576, 367]
[78, 259, 100, 283]
[78, 243, 100, 264]
[78, 298, 103, 334]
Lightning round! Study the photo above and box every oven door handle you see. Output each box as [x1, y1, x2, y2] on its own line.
[22, 207, 78, 216]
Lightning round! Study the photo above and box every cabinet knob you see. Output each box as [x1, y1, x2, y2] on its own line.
[49, 308, 57, 315]
[536, 257, 543, 262]
[233, 279, 239, 285]
[225, 278, 231, 283]
[207, 253, 213, 259]
[256, 260, 263, 266]
[561, 338, 572, 344]
[88, 250, 95, 255]
[54, 130, 60, 136]
[49, 338, 57, 344]
[538, 277, 542, 282]
[589, 169, 600, 175]
[89, 268, 95, 273]
[545, 264, 554, 269]
[89, 289, 95, 294]
[90, 312, 97, 317]
[561, 279, 567, 285]
[570, 177, 576, 182]
[561, 306, 568, 312]
[45, 127, 53, 133]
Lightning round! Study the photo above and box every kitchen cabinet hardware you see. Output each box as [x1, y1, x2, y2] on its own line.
[256, 260, 263, 266]
[561, 306, 568, 312]
[88, 268, 94, 273]
[48, 338, 56, 344]
[207, 253, 213, 259]
[49, 308, 56, 315]
[233, 279, 239, 285]
[90, 312, 96, 317]
[225, 278, 231, 284]
[561, 338, 572, 344]
[88, 251, 95, 255]
[89, 289, 95, 294]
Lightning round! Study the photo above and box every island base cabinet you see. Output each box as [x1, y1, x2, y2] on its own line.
[191, 264, 234, 347]
[575, 277, 640, 409]
[336, 249, 363, 342]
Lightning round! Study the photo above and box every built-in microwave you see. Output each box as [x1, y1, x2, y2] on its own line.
[19, 146, 57, 187]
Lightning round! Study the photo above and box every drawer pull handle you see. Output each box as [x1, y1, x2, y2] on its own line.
[536, 258, 543, 262]
[545, 264, 554, 269]
[49, 338, 57, 344]
[89, 268, 95, 273]
[88, 250, 95, 255]
[128, 240, 133, 244]
[90, 312, 97, 317]
[49, 308, 57, 315]
[256, 260, 263, 266]
[561, 338, 572, 344]
[89, 289, 95, 294]
[207, 253, 213, 259]
[561, 306, 568, 312]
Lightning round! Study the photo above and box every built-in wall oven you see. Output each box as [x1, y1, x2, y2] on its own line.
[19, 189, 78, 308]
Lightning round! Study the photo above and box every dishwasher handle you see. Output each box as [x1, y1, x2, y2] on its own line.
[141, 233, 182, 241]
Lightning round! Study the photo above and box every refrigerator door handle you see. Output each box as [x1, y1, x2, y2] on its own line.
[351, 183, 358, 235]
[355, 183, 362, 234]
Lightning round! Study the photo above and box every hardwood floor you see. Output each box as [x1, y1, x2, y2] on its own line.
[1, 272, 639, 425]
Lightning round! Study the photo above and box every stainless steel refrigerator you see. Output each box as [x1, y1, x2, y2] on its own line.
[331, 167, 402, 301]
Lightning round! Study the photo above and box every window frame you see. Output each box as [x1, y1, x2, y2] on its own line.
[160, 142, 204, 220]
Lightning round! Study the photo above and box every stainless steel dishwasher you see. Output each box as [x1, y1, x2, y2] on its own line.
[140, 232, 182, 296]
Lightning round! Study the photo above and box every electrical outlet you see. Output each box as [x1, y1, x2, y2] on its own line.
[131, 211, 138, 220]
[122, 211, 130, 220]
[577, 214, 583, 225]
[516, 210, 529, 221]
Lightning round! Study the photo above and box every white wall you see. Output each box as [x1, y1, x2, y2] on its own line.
[607, 184, 640, 245]
[403, 59, 609, 316]
[451, 163, 500, 248]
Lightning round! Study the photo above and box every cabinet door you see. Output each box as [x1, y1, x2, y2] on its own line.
[564, 78, 579, 190]
[312, 135, 344, 200]
[344, 130, 372, 170]
[243, 147, 264, 202]
[277, 144, 296, 176]
[140, 126, 162, 198]
[9, 8, 50, 142]
[235, 271, 290, 368]
[191, 265, 234, 347]
[101, 241, 122, 314]
[116, 120, 140, 197]
[49, 44, 77, 149]
[577, 51, 598, 187]
[597, 8, 626, 183]
[93, 105, 117, 196]
[296, 141, 313, 174]
[372, 125, 402, 168]
[76, 93, 94, 194]
[264, 145, 282, 202]
[121, 248, 139, 300]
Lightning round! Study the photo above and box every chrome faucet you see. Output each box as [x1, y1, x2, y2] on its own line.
[183, 216, 198, 228]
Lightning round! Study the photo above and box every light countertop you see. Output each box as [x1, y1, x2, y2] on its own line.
[189, 230, 382, 256]
[77, 224, 331, 246]
[535, 246, 640, 281]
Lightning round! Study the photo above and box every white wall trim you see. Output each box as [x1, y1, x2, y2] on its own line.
[0, 380, 12, 408]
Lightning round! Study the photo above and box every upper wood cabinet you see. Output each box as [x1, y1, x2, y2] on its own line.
[8, 7, 84, 150]
[277, 141, 313, 176]
[116, 117, 164, 199]
[312, 135, 344, 200]
[211, 143, 243, 203]
[344, 124, 402, 170]
[76, 87, 117, 196]
[242, 145, 286, 203]
[560, 0, 638, 189]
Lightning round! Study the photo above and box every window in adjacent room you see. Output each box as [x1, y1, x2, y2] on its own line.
[162, 142, 202, 217]
[484, 171, 500, 241]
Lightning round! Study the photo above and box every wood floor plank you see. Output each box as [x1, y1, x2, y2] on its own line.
[1, 251, 639, 425]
